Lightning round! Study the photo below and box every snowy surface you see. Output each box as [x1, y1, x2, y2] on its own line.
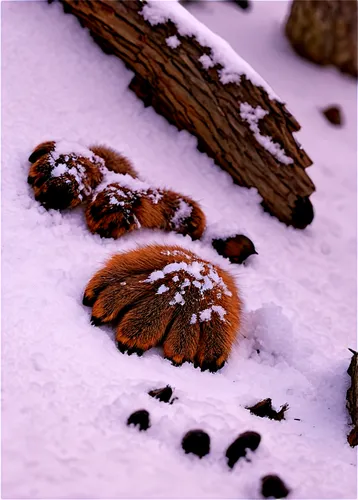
[2, 1, 357, 499]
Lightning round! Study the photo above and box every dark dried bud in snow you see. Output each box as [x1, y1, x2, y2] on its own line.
[291, 196, 314, 230]
[148, 385, 174, 403]
[127, 409, 150, 431]
[226, 431, 261, 468]
[182, 430, 210, 458]
[261, 475, 290, 498]
[246, 398, 289, 421]
[322, 106, 342, 126]
[234, 0, 251, 10]
[212, 234, 258, 264]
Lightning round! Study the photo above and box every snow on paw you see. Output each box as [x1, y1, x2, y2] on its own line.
[85, 177, 206, 240]
[27, 140, 104, 210]
[83, 245, 241, 367]
[162, 191, 206, 240]
[89, 144, 139, 178]
[85, 184, 143, 239]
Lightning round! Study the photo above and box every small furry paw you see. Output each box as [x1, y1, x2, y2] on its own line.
[28, 140, 104, 210]
[85, 179, 206, 240]
[89, 144, 138, 179]
[83, 244, 241, 371]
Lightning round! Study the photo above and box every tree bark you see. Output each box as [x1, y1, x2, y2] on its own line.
[59, 0, 316, 229]
[346, 349, 358, 447]
[285, 0, 357, 78]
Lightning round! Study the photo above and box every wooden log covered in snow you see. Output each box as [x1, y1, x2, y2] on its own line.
[285, 0, 357, 78]
[346, 349, 358, 447]
[59, 0, 315, 229]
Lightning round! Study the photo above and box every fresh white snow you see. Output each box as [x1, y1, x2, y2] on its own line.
[2, 1, 357, 499]
[240, 102, 294, 165]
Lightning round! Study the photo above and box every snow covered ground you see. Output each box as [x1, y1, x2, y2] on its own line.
[2, 1, 357, 498]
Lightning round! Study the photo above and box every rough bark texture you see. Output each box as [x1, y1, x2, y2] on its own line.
[285, 0, 357, 78]
[59, 0, 315, 228]
[346, 349, 358, 447]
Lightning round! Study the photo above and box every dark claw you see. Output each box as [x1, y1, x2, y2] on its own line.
[82, 294, 94, 307]
[195, 360, 225, 373]
[165, 357, 183, 367]
[127, 346, 144, 357]
[116, 341, 128, 354]
[90, 315, 104, 326]
[116, 342, 143, 357]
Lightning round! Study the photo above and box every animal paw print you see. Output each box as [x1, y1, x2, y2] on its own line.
[83, 244, 241, 372]
[86, 181, 206, 240]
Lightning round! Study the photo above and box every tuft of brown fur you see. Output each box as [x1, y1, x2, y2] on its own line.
[28, 141, 104, 210]
[85, 183, 206, 240]
[89, 144, 138, 178]
[83, 244, 241, 371]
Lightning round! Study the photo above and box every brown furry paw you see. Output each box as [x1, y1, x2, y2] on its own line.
[89, 144, 138, 179]
[28, 140, 104, 210]
[85, 179, 206, 240]
[83, 245, 241, 370]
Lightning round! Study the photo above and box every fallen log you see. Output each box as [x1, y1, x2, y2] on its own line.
[58, 0, 315, 229]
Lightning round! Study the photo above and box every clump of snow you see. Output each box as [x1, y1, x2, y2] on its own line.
[157, 284, 169, 294]
[92, 169, 163, 206]
[52, 140, 101, 162]
[140, 1, 280, 100]
[199, 54, 215, 69]
[166, 35, 181, 49]
[240, 103, 293, 165]
[171, 199, 193, 229]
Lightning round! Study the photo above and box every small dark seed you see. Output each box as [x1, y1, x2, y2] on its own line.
[226, 431, 261, 468]
[322, 105, 342, 126]
[148, 385, 173, 403]
[261, 475, 290, 498]
[212, 234, 258, 264]
[246, 398, 289, 421]
[127, 409, 150, 431]
[182, 429, 210, 458]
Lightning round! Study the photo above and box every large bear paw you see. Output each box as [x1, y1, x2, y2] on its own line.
[83, 244, 241, 372]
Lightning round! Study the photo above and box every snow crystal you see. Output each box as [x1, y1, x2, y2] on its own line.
[157, 284, 169, 295]
[240, 102, 293, 165]
[171, 199, 193, 229]
[212, 305, 226, 320]
[190, 313, 197, 325]
[51, 163, 67, 177]
[169, 292, 185, 306]
[146, 270, 165, 282]
[199, 308, 212, 322]
[166, 35, 181, 49]
[199, 54, 214, 69]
